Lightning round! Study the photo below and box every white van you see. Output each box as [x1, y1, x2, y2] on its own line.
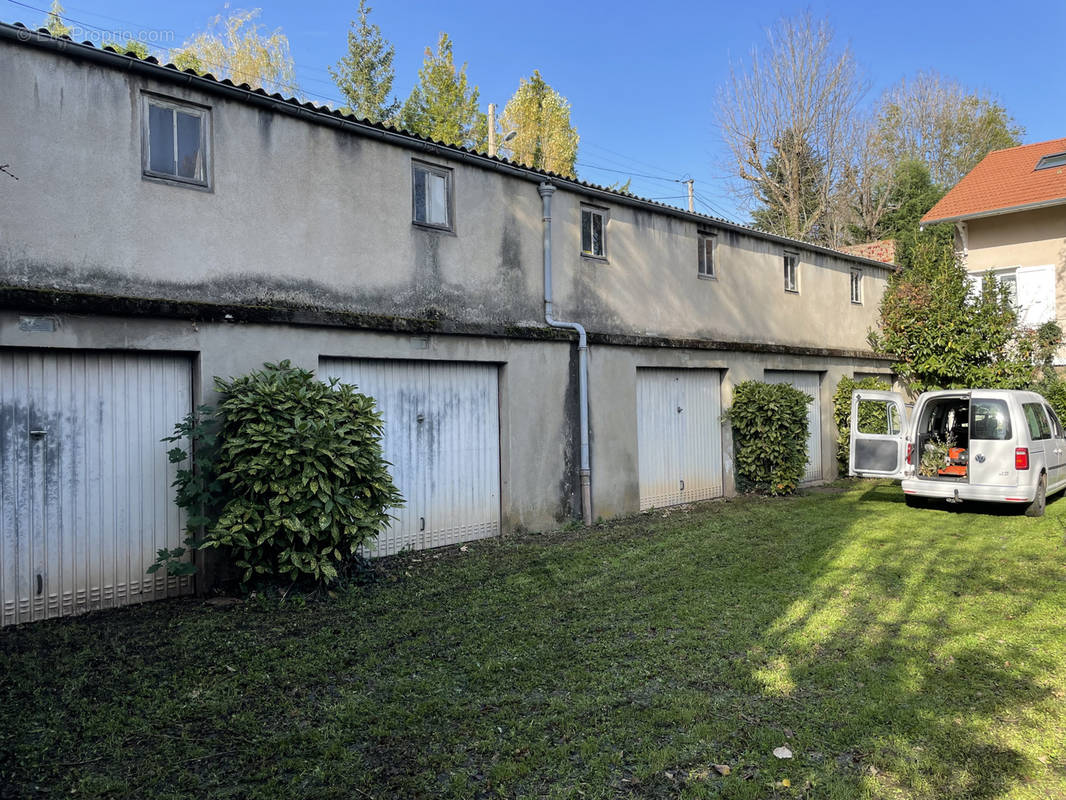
[849, 389, 1066, 516]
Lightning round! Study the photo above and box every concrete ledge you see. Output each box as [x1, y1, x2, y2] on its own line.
[0, 286, 895, 362]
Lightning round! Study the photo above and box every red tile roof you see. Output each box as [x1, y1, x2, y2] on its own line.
[921, 138, 1066, 224]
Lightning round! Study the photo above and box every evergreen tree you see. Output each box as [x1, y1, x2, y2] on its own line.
[750, 129, 829, 242]
[329, 0, 399, 123]
[399, 33, 486, 150]
[498, 71, 579, 178]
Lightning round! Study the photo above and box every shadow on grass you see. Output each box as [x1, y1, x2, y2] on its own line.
[1, 480, 1063, 799]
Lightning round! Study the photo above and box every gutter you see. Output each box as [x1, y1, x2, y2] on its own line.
[538, 183, 592, 526]
[922, 196, 1066, 227]
[1, 22, 894, 274]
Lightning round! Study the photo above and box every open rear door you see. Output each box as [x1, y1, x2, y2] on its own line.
[849, 390, 908, 479]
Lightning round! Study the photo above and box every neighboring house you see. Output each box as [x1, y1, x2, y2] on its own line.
[0, 23, 894, 625]
[921, 138, 1066, 339]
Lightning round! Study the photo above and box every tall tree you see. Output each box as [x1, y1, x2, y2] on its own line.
[399, 33, 486, 150]
[170, 9, 297, 95]
[872, 72, 1023, 188]
[498, 71, 579, 178]
[715, 13, 866, 243]
[43, 0, 72, 37]
[329, 0, 399, 123]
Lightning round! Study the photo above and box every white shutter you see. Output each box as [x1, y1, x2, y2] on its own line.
[1016, 265, 1056, 327]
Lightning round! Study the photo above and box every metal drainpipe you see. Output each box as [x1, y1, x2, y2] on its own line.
[539, 182, 593, 526]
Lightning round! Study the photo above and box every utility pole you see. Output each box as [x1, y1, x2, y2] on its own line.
[683, 179, 694, 212]
[487, 103, 497, 157]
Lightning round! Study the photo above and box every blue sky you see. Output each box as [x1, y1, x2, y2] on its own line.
[15, 0, 1065, 222]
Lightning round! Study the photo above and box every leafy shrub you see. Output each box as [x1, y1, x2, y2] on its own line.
[149, 407, 223, 578]
[209, 361, 402, 585]
[727, 380, 811, 496]
[832, 376, 892, 472]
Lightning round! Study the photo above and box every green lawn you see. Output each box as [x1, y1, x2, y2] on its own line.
[3, 480, 1066, 799]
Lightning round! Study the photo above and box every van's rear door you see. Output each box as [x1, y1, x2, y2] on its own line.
[850, 390, 908, 479]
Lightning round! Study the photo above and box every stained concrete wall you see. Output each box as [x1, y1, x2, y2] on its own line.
[0, 309, 893, 534]
[0, 37, 890, 354]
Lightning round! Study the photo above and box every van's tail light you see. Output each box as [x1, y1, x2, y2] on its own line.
[906, 443, 914, 464]
[1015, 448, 1029, 470]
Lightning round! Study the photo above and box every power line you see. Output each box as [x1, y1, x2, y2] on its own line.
[575, 162, 684, 184]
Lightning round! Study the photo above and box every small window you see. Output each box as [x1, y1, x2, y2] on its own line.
[1023, 402, 1052, 440]
[850, 268, 862, 304]
[1045, 405, 1064, 438]
[856, 399, 901, 435]
[581, 207, 607, 258]
[1035, 152, 1066, 170]
[783, 252, 799, 293]
[971, 399, 1011, 440]
[142, 95, 209, 187]
[412, 162, 452, 229]
[698, 233, 716, 279]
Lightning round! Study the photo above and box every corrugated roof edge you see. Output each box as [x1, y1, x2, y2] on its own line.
[3, 21, 895, 272]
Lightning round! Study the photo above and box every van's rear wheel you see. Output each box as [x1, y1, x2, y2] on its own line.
[1025, 473, 1047, 518]
[904, 494, 927, 509]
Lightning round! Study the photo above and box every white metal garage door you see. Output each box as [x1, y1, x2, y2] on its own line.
[1, 349, 193, 627]
[765, 370, 822, 484]
[637, 368, 723, 510]
[319, 358, 501, 557]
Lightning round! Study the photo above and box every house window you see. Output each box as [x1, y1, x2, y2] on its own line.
[581, 207, 607, 258]
[698, 233, 716, 279]
[412, 162, 452, 230]
[850, 268, 863, 304]
[984, 265, 1056, 327]
[142, 95, 209, 187]
[783, 251, 799, 293]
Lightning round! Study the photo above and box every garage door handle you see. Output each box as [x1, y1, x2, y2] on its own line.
[36, 574, 43, 596]
[30, 429, 47, 438]
[679, 479, 685, 491]
[419, 517, 425, 532]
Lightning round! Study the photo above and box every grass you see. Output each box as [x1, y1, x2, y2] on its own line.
[3, 479, 1066, 799]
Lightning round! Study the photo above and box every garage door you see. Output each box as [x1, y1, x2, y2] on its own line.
[319, 358, 500, 557]
[637, 368, 723, 510]
[1, 349, 193, 627]
[765, 370, 822, 484]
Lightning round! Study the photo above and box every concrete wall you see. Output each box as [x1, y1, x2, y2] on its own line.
[0, 38, 891, 354]
[0, 309, 893, 534]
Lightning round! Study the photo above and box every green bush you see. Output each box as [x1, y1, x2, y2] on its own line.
[209, 361, 403, 585]
[727, 380, 811, 496]
[833, 376, 892, 472]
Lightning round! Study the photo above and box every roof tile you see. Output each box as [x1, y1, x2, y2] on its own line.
[922, 138, 1066, 223]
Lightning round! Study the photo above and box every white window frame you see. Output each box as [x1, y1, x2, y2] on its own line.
[784, 251, 799, 293]
[698, 232, 717, 279]
[850, 267, 863, 304]
[581, 206, 608, 259]
[411, 161, 454, 231]
[141, 94, 211, 189]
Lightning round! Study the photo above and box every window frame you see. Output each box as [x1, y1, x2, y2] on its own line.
[1035, 152, 1066, 171]
[580, 205, 608, 260]
[850, 267, 863, 304]
[140, 93, 211, 190]
[411, 160, 455, 232]
[698, 232, 717, 280]
[783, 251, 799, 293]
